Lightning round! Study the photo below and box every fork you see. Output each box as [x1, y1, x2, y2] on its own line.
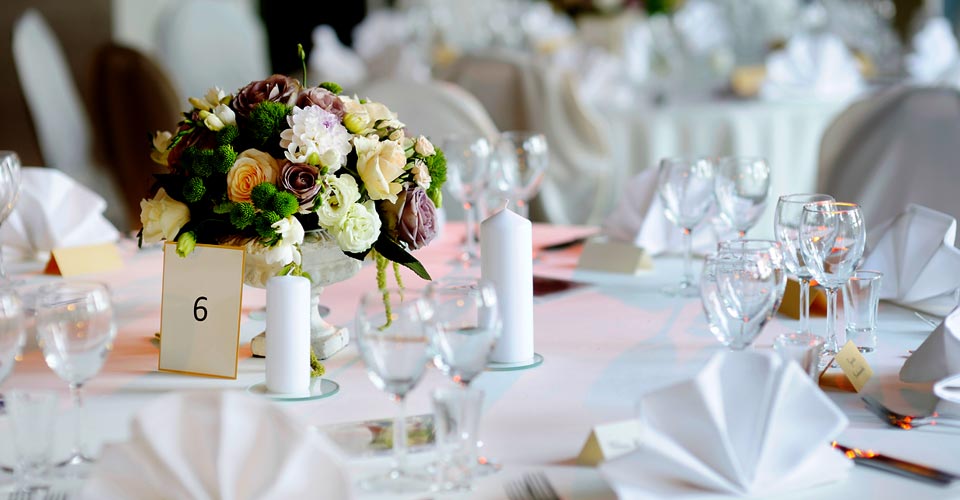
[504, 472, 562, 500]
[862, 395, 960, 429]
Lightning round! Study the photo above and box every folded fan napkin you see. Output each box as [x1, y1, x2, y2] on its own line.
[760, 32, 865, 101]
[901, 306, 960, 383]
[82, 391, 351, 500]
[601, 351, 851, 497]
[0, 167, 119, 258]
[906, 16, 960, 85]
[861, 204, 960, 316]
[309, 25, 368, 90]
[602, 168, 733, 256]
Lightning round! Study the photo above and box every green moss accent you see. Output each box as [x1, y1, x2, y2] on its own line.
[229, 202, 256, 230]
[255, 211, 281, 239]
[251, 182, 277, 210]
[248, 101, 291, 148]
[319, 82, 342, 94]
[424, 148, 446, 208]
[186, 147, 214, 177]
[214, 145, 237, 174]
[182, 177, 206, 203]
[310, 349, 325, 378]
[216, 124, 239, 145]
[271, 191, 299, 218]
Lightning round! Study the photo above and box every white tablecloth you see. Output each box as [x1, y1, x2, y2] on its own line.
[595, 97, 853, 239]
[1, 223, 959, 499]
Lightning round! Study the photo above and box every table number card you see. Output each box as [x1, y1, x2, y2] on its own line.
[158, 243, 245, 379]
[835, 340, 874, 392]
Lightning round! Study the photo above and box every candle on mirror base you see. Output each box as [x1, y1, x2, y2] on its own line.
[481, 208, 534, 363]
[265, 275, 311, 395]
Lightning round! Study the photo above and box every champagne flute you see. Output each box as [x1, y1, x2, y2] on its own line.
[441, 136, 492, 264]
[774, 193, 835, 335]
[714, 157, 771, 238]
[426, 278, 501, 482]
[712, 241, 785, 349]
[799, 202, 866, 355]
[491, 132, 548, 219]
[355, 288, 433, 493]
[0, 152, 22, 284]
[657, 157, 715, 296]
[35, 281, 116, 469]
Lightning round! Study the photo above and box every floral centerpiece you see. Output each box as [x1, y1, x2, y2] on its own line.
[139, 69, 445, 291]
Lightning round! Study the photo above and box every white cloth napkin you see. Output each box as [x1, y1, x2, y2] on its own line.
[308, 25, 368, 90]
[906, 16, 960, 85]
[0, 167, 119, 258]
[673, 0, 731, 55]
[600, 350, 851, 498]
[82, 391, 351, 500]
[901, 306, 960, 383]
[602, 168, 733, 256]
[861, 204, 960, 316]
[760, 32, 865, 101]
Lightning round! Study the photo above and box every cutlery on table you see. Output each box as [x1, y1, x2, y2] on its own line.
[539, 236, 589, 252]
[504, 472, 561, 500]
[832, 442, 958, 485]
[862, 395, 960, 429]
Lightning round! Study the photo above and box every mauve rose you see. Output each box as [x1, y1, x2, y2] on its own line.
[232, 74, 300, 118]
[296, 87, 346, 121]
[279, 161, 322, 209]
[381, 186, 437, 250]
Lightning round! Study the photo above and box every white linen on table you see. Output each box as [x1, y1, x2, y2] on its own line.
[901, 306, 960, 383]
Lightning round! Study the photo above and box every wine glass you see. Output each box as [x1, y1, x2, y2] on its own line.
[426, 278, 501, 481]
[0, 152, 22, 284]
[355, 288, 433, 493]
[491, 131, 548, 219]
[799, 202, 866, 355]
[716, 239, 787, 312]
[0, 288, 25, 413]
[35, 282, 116, 469]
[441, 136, 492, 264]
[711, 241, 785, 349]
[657, 157, 715, 296]
[714, 156, 771, 238]
[774, 193, 835, 335]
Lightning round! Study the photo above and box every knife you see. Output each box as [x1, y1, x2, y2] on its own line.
[832, 442, 959, 486]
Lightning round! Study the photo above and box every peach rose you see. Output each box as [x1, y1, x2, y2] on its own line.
[226, 149, 280, 203]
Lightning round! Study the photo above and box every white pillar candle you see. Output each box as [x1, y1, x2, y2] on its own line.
[266, 275, 311, 395]
[481, 209, 534, 363]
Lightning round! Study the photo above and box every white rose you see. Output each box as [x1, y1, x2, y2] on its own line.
[354, 136, 406, 203]
[333, 201, 381, 253]
[411, 159, 431, 189]
[414, 135, 435, 156]
[316, 174, 361, 227]
[140, 188, 190, 243]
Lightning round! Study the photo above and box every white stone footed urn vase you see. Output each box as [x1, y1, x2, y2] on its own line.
[247, 231, 362, 359]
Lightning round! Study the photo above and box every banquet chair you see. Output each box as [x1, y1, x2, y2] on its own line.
[441, 51, 615, 225]
[12, 9, 130, 230]
[355, 78, 499, 221]
[94, 44, 182, 227]
[818, 86, 960, 229]
[154, 0, 270, 100]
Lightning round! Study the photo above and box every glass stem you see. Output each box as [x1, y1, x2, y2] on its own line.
[394, 395, 407, 474]
[682, 228, 693, 288]
[463, 200, 477, 259]
[825, 288, 838, 354]
[0, 246, 6, 280]
[70, 382, 85, 457]
[799, 277, 811, 334]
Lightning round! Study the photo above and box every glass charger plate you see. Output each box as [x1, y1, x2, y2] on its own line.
[487, 353, 543, 372]
[247, 379, 339, 401]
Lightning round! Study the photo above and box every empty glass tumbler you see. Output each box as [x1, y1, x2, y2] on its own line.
[843, 270, 883, 352]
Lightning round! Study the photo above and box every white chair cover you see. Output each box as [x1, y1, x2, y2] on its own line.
[355, 79, 499, 221]
[12, 9, 129, 229]
[442, 50, 615, 225]
[154, 0, 270, 99]
[818, 86, 960, 230]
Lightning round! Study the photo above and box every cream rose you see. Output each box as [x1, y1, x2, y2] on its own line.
[226, 149, 280, 203]
[333, 201, 381, 253]
[140, 188, 190, 243]
[316, 174, 361, 227]
[354, 136, 406, 203]
[414, 135, 435, 156]
[410, 159, 431, 189]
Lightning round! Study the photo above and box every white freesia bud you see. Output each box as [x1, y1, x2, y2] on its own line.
[203, 112, 225, 131]
[414, 135, 435, 156]
[189, 87, 228, 111]
[150, 130, 173, 166]
[388, 129, 404, 142]
[213, 103, 236, 127]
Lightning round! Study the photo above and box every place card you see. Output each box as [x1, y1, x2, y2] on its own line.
[777, 278, 827, 319]
[576, 238, 653, 275]
[577, 419, 644, 466]
[158, 243, 245, 379]
[43, 242, 123, 276]
[835, 340, 874, 392]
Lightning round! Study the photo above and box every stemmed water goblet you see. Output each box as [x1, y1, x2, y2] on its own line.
[657, 157, 715, 296]
[34, 281, 116, 470]
[441, 136, 492, 264]
[355, 288, 433, 493]
[491, 132, 548, 219]
[0, 288, 25, 413]
[774, 193, 835, 335]
[425, 277, 501, 486]
[0, 152, 22, 284]
[799, 202, 866, 355]
[714, 156, 771, 238]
